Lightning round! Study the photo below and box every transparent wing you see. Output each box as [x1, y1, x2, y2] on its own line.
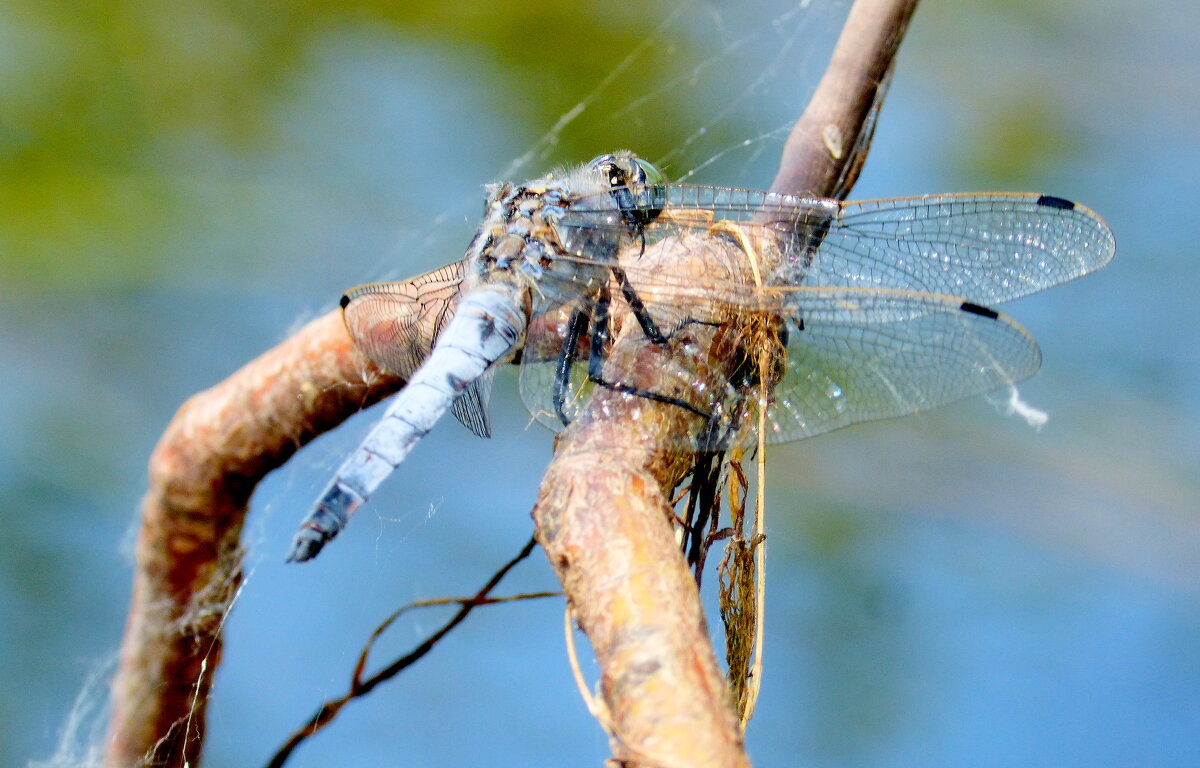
[341, 260, 493, 438]
[760, 287, 1040, 442]
[562, 185, 1115, 305]
[355, 185, 1112, 448]
[520, 282, 1041, 449]
[803, 191, 1115, 302]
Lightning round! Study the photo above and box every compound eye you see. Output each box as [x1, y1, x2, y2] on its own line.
[632, 158, 666, 188]
[627, 160, 648, 186]
[586, 153, 617, 175]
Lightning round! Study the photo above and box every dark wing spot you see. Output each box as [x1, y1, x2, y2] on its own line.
[339, 294, 352, 309]
[1036, 194, 1075, 211]
[960, 301, 1000, 320]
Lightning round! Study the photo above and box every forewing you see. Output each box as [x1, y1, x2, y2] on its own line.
[563, 186, 1114, 305]
[804, 193, 1115, 303]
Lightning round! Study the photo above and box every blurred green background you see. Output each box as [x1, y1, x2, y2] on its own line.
[3, 1, 1197, 766]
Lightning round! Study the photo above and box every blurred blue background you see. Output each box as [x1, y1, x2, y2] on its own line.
[3, 1, 1197, 766]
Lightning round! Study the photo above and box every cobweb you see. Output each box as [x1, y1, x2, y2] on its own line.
[40, 2, 849, 765]
[495, 0, 840, 185]
[363, 0, 849, 288]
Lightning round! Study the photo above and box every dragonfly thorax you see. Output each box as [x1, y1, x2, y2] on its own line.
[467, 152, 668, 298]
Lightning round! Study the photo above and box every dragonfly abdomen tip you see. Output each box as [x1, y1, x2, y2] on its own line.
[287, 482, 364, 562]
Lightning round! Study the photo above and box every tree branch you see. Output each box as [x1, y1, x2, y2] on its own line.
[770, 0, 918, 199]
[106, 1, 919, 765]
[106, 312, 403, 767]
[532, 1, 919, 765]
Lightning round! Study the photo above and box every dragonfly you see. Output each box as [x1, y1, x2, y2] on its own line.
[287, 151, 1114, 562]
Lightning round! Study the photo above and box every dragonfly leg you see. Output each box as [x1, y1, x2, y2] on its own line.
[610, 266, 667, 344]
[683, 415, 727, 569]
[591, 378, 710, 420]
[586, 288, 612, 383]
[553, 307, 591, 426]
[574, 284, 708, 418]
[547, 286, 710, 426]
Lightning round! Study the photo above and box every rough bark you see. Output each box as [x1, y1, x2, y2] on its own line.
[107, 313, 402, 766]
[532, 1, 918, 764]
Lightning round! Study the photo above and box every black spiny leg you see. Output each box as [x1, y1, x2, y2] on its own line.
[683, 416, 726, 571]
[553, 307, 591, 426]
[582, 284, 710, 420]
[610, 266, 667, 344]
[587, 287, 612, 383]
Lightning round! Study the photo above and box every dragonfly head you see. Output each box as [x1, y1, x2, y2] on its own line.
[587, 151, 667, 231]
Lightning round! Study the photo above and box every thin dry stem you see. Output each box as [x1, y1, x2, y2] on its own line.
[265, 537, 545, 767]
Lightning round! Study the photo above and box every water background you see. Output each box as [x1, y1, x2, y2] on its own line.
[2, 1, 1197, 766]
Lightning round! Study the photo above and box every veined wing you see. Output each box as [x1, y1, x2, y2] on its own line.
[760, 286, 1041, 442]
[340, 260, 493, 438]
[341, 261, 463, 378]
[520, 276, 1042, 448]
[562, 185, 1115, 305]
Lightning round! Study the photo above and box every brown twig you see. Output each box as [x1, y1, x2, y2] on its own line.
[770, 0, 917, 199]
[534, 233, 757, 768]
[107, 1, 918, 765]
[106, 312, 404, 767]
[533, 0, 918, 765]
[264, 536, 549, 768]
